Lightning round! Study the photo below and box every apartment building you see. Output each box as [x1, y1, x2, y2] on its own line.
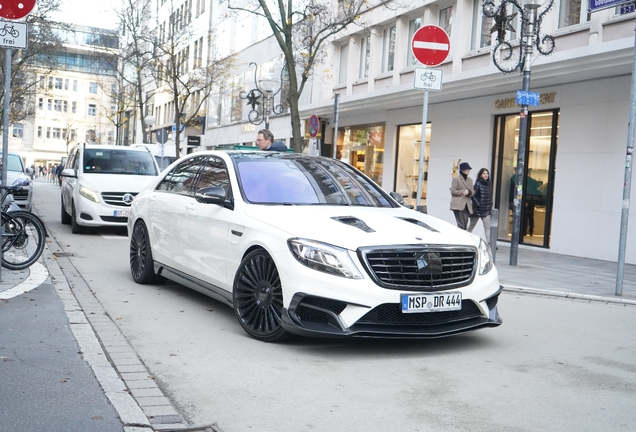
[8, 24, 119, 171]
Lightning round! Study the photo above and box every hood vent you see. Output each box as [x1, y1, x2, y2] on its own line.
[331, 216, 375, 233]
[396, 217, 439, 233]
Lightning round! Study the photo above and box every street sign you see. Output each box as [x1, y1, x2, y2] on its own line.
[411, 25, 450, 67]
[0, 20, 27, 49]
[589, 0, 633, 12]
[156, 129, 168, 144]
[516, 90, 540, 106]
[308, 114, 319, 138]
[620, 2, 635, 13]
[171, 123, 184, 133]
[414, 67, 443, 91]
[0, 0, 37, 20]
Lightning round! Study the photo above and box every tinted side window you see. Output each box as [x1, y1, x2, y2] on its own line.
[195, 157, 231, 195]
[156, 156, 205, 196]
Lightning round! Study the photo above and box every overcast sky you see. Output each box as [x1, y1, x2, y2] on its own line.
[51, 0, 119, 29]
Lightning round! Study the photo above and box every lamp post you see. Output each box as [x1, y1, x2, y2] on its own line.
[144, 115, 155, 144]
[483, 0, 555, 266]
[239, 62, 284, 130]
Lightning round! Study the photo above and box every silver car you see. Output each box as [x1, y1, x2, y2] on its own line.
[0, 152, 33, 211]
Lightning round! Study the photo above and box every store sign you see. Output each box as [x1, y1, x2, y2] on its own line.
[495, 92, 556, 110]
[241, 123, 255, 133]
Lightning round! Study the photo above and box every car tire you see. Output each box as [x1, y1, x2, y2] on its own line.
[61, 200, 71, 225]
[129, 221, 165, 284]
[70, 203, 86, 234]
[232, 249, 290, 342]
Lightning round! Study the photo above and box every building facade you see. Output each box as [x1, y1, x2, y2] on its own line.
[296, 1, 636, 264]
[7, 24, 119, 172]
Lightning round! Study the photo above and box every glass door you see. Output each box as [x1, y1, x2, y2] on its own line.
[493, 110, 558, 247]
[394, 123, 432, 209]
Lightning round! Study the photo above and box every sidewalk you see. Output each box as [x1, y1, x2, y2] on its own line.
[494, 244, 636, 303]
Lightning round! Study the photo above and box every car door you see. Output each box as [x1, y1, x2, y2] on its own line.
[179, 156, 232, 290]
[147, 156, 206, 272]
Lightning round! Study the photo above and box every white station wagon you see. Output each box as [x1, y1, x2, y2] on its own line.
[128, 151, 502, 342]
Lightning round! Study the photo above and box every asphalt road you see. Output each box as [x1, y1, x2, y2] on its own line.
[33, 180, 636, 432]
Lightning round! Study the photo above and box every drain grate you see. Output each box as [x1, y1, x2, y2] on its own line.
[53, 252, 75, 258]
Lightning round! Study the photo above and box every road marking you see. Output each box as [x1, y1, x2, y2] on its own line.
[0, 262, 49, 299]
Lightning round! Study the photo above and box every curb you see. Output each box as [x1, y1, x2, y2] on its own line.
[503, 285, 636, 305]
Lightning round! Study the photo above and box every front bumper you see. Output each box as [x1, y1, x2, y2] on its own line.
[75, 196, 130, 227]
[281, 286, 503, 338]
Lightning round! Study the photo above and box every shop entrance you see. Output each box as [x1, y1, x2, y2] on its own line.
[492, 110, 559, 247]
[394, 123, 432, 209]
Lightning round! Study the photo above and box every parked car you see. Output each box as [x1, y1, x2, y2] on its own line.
[128, 151, 502, 342]
[0, 152, 33, 211]
[60, 143, 160, 233]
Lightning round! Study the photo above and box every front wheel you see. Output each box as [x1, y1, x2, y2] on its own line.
[70, 203, 86, 234]
[232, 250, 289, 342]
[61, 200, 71, 224]
[1, 210, 46, 270]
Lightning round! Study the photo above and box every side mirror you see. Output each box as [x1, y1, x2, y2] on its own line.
[195, 186, 227, 205]
[389, 191, 414, 209]
[60, 168, 77, 178]
[25, 167, 34, 175]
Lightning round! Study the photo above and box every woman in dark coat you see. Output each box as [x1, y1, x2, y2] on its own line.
[467, 168, 493, 237]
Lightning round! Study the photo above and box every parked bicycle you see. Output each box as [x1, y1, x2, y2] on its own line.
[1, 185, 46, 270]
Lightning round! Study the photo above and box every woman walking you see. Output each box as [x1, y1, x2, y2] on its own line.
[468, 168, 493, 237]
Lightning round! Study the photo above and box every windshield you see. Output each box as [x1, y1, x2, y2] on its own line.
[83, 149, 157, 176]
[0, 153, 25, 172]
[236, 155, 394, 207]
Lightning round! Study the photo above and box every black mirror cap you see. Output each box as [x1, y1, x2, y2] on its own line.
[195, 186, 226, 205]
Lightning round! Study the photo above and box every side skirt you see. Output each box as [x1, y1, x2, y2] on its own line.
[154, 263, 233, 307]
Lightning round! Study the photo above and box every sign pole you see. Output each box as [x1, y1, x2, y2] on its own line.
[0, 48, 12, 280]
[615, 18, 636, 296]
[416, 89, 429, 212]
[332, 93, 340, 159]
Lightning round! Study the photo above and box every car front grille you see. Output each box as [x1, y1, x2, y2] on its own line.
[356, 301, 483, 326]
[101, 192, 137, 207]
[358, 245, 476, 291]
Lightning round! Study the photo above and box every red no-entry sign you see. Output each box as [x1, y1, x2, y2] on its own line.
[0, 0, 36, 20]
[411, 25, 450, 67]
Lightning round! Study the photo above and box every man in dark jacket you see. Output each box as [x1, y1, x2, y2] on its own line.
[256, 129, 288, 151]
[55, 163, 64, 186]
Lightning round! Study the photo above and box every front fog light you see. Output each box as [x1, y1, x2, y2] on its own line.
[288, 238, 363, 279]
[478, 238, 494, 275]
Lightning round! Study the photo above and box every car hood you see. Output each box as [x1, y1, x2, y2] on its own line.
[244, 205, 479, 250]
[79, 173, 157, 192]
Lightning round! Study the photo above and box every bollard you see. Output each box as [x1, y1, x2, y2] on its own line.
[489, 209, 499, 263]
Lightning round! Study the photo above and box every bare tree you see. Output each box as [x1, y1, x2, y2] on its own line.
[148, 0, 235, 157]
[117, 0, 156, 143]
[0, 0, 66, 129]
[227, 0, 394, 152]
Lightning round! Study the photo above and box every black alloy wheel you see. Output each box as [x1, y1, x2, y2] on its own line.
[233, 249, 289, 342]
[129, 221, 165, 284]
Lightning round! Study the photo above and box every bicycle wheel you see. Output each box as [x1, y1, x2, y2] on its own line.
[1, 210, 46, 270]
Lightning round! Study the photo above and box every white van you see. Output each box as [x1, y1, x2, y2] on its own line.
[131, 143, 178, 171]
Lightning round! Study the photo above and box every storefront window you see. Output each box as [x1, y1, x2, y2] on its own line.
[492, 110, 558, 247]
[395, 123, 431, 209]
[336, 123, 385, 184]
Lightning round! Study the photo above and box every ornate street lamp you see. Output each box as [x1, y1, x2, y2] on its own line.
[144, 115, 155, 144]
[239, 62, 284, 130]
[483, 0, 555, 266]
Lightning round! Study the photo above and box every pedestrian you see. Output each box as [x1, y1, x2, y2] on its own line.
[255, 129, 288, 151]
[449, 161, 474, 230]
[467, 168, 493, 237]
[50, 164, 56, 183]
[55, 162, 64, 186]
[38, 165, 43, 178]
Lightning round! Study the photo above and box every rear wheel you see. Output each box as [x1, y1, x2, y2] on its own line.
[129, 221, 165, 284]
[1, 210, 46, 270]
[70, 203, 86, 234]
[233, 250, 289, 342]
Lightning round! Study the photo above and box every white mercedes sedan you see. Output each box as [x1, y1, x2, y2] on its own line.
[128, 151, 502, 342]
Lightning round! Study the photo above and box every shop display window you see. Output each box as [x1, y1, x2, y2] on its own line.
[394, 123, 431, 208]
[336, 123, 385, 184]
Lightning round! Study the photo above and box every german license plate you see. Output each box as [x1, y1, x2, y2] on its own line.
[401, 292, 462, 313]
[114, 210, 130, 217]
